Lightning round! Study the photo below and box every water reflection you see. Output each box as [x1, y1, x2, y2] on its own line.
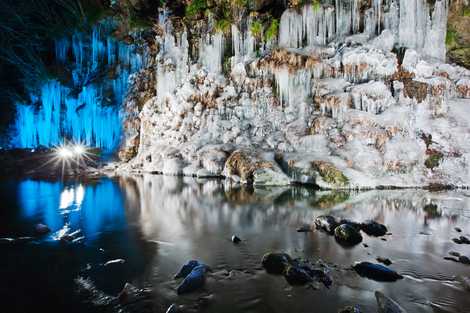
[17, 179, 126, 242]
[6, 175, 470, 313]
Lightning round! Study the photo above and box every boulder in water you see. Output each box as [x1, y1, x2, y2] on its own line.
[361, 220, 387, 237]
[174, 260, 201, 279]
[176, 264, 207, 295]
[34, 223, 50, 235]
[231, 235, 241, 244]
[353, 262, 403, 282]
[334, 224, 363, 246]
[261, 252, 292, 274]
[452, 236, 470, 244]
[375, 291, 407, 313]
[314, 215, 339, 234]
[284, 265, 313, 285]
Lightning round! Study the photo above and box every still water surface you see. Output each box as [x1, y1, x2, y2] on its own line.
[1, 175, 469, 313]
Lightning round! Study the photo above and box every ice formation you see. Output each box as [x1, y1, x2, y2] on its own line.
[13, 21, 146, 151]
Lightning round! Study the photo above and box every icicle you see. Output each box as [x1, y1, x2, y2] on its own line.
[303, 4, 336, 46]
[423, 0, 448, 61]
[384, 0, 399, 38]
[335, 0, 361, 38]
[55, 38, 69, 63]
[232, 23, 256, 64]
[274, 67, 312, 109]
[279, 9, 303, 48]
[199, 32, 225, 73]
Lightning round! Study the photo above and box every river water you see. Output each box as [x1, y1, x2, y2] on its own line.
[1, 175, 469, 313]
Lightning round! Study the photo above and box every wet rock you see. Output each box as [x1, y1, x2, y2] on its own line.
[166, 304, 178, 313]
[231, 235, 241, 244]
[452, 236, 470, 244]
[363, 243, 369, 248]
[177, 264, 207, 295]
[459, 255, 470, 265]
[376, 257, 392, 266]
[311, 161, 349, 188]
[449, 251, 461, 257]
[284, 265, 313, 285]
[338, 306, 362, 313]
[314, 215, 339, 234]
[339, 219, 361, 230]
[455, 227, 462, 233]
[353, 262, 403, 282]
[375, 291, 407, 313]
[334, 224, 363, 246]
[361, 220, 388, 237]
[34, 223, 51, 235]
[261, 252, 292, 274]
[174, 260, 202, 279]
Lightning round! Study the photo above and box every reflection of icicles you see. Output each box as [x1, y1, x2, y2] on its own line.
[60, 184, 85, 209]
[199, 32, 225, 73]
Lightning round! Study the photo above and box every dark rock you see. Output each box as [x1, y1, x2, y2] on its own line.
[353, 262, 403, 282]
[449, 251, 461, 257]
[177, 265, 207, 295]
[363, 243, 369, 248]
[339, 219, 361, 230]
[459, 255, 470, 265]
[453, 236, 470, 244]
[284, 265, 313, 285]
[334, 224, 363, 246]
[231, 235, 241, 243]
[34, 223, 50, 235]
[314, 215, 339, 234]
[338, 306, 362, 313]
[361, 220, 387, 237]
[375, 291, 407, 313]
[455, 227, 462, 233]
[174, 260, 201, 279]
[377, 257, 392, 266]
[290, 260, 333, 288]
[381, 238, 387, 241]
[261, 252, 292, 274]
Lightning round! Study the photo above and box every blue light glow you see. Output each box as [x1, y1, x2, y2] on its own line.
[18, 179, 126, 242]
[13, 21, 146, 152]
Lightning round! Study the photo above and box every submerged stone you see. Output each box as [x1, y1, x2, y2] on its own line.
[375, 291, 407, 313]
[361, 220, 388, 237]
[376, 257, 392, 266]
[334, 224, 363, 246]
[261, 252, 292, 274]
[34, 223, 50, 235]
[338, 306, 362, 313]
[452, 236, 470, 244]
[353, 262, 403, 282]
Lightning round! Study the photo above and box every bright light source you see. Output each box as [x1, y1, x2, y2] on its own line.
[57, 146, 74, 159]
[72, 145, 85, 155]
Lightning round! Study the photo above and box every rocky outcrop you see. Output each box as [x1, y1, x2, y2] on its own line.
[115, 1, 470, 189]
